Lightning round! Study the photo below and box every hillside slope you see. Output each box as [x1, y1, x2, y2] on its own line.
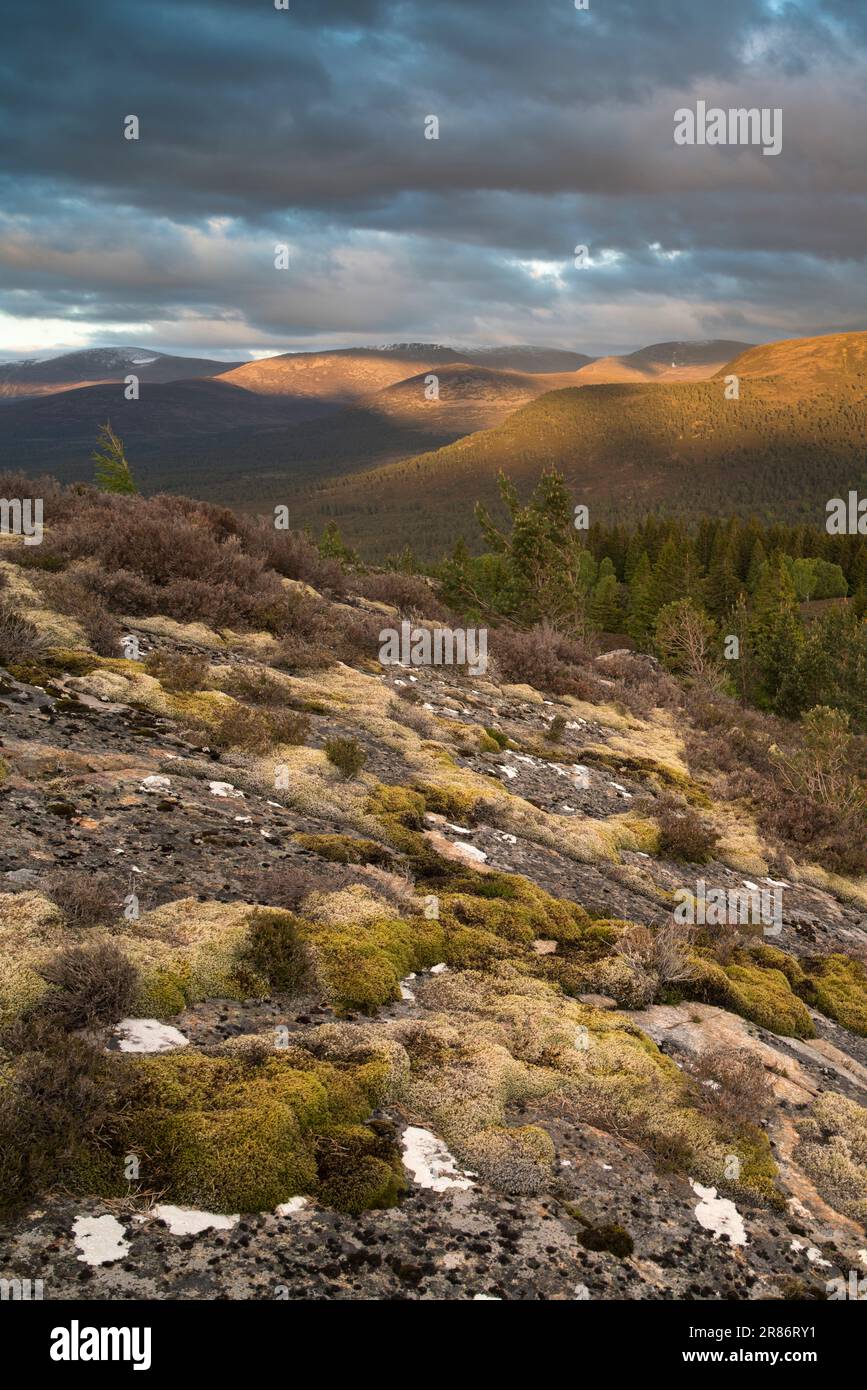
[295, 332, 867, 558]
[0, 347, 241, 399]
[574, 339, 750, 385]
[0, 485, 865, 1300]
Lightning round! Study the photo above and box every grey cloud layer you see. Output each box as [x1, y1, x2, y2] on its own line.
[0, 0, 865, 354]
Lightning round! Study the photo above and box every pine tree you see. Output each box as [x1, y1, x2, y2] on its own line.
[705, 531, 742, 616]
[92, 421, 136, 494]
[626, 552, 655, 644]
[746, 538, 768, 592]
[590, 573, 624, 632]
[749, 552, 804, 713]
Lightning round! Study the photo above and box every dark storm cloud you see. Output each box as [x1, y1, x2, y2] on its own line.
[0, 0, 865, 355]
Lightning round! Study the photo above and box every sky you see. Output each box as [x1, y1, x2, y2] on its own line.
[0, 0, 866, 361]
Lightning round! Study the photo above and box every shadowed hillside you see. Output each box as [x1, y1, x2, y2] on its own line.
[293, 332, 867, 559]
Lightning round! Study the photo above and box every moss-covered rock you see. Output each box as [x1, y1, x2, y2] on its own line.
[295, 833, 394, 867]
[115, 1048, 398, 1214]
[807, 954, 867, 1036]
[463, 1124, 555, 1194]
[688, 954, 815, 1038]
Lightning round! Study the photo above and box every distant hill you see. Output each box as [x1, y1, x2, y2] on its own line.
[216, 343, 593, 402]
[0, 379, 321, 486]
[0, 342, 593, 487]
[289, 331, 867, 559]
[714, 331, 867, 397]
[573, 340, 750, 385]
[0, 347, 241, 399]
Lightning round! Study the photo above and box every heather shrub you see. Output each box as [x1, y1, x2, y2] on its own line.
[655, 794, 719, 863]
[37, 942, 138, 1029]
[0, 1028, 133, 1216]
[242, 861, 350, 911]
[0, 600, 48, 667]
[245, 519, 345, 594]
[145, 649, 211, 693]
[691, 1045, 774, 1127]
[206, 703, 274, 753]
[325, 736, 367, 780]
[44, 870, 121, 928]
[349, 571, 451, 620]
[239, 908, 312, 994]
[266, 709, 311, 745]
[35, 567, 121, 656]
[492, 622, 598, 698]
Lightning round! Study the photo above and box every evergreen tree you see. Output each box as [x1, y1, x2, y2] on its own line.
[626, 552, 655, 644]
[749, 552, 804, 713]
[590, 572, 624, 632]
[92, 421, 136, 494]
[705, 531, 742, 616]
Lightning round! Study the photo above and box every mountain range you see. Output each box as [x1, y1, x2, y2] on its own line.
[5, 332, 867, 560]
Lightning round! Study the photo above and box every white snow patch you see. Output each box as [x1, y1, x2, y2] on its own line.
[499, 766, 518, 780]
[114, 1018, 188, 1053]
[572, 765, 592, 789]
[275, 1197, 308, 1217]
[234, 815, 252, 824]
[73, 1214, 130, 1265]
[153, 1205, 238, 1235]
[574, 1283, 592, 1300]
[790, 1240, 831, 1268]
[473, 1293, 501, 1300]
[742, 880, 759, 891]
[209, 781, 244, 798]
[430, 962, 448, 975]
[400, 980, 416, 1001]
[402, 1127, 474, 1191]
[449, 840, 487, 863]
[444, 822, 472, 835]
[690, 1181, 747, 1246]
[140, 774, 171, 793]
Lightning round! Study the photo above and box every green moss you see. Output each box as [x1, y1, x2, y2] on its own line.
[8, 650, 98, 684]
[315, 1123, 406, 1213]
[0, 757, 8, 783]
[688, 955, 815, 1038]
[442, 924, 515, 968]
[303, 916, 445, 1015]
[483, 727, 511, 749]
[748, 944, 811, 994]
[463, 1124, 555, 1194]
[576, 1223, 634, 1258]
[133, 964, 190, 1018]
[808, 954, 867, 1036]
[478, 733, 501, 753]
[415, 781, 482, 823]
[442, 893, 537, 945]
[296, 833, 394, 867]
[114, 1049, 398, 1213]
